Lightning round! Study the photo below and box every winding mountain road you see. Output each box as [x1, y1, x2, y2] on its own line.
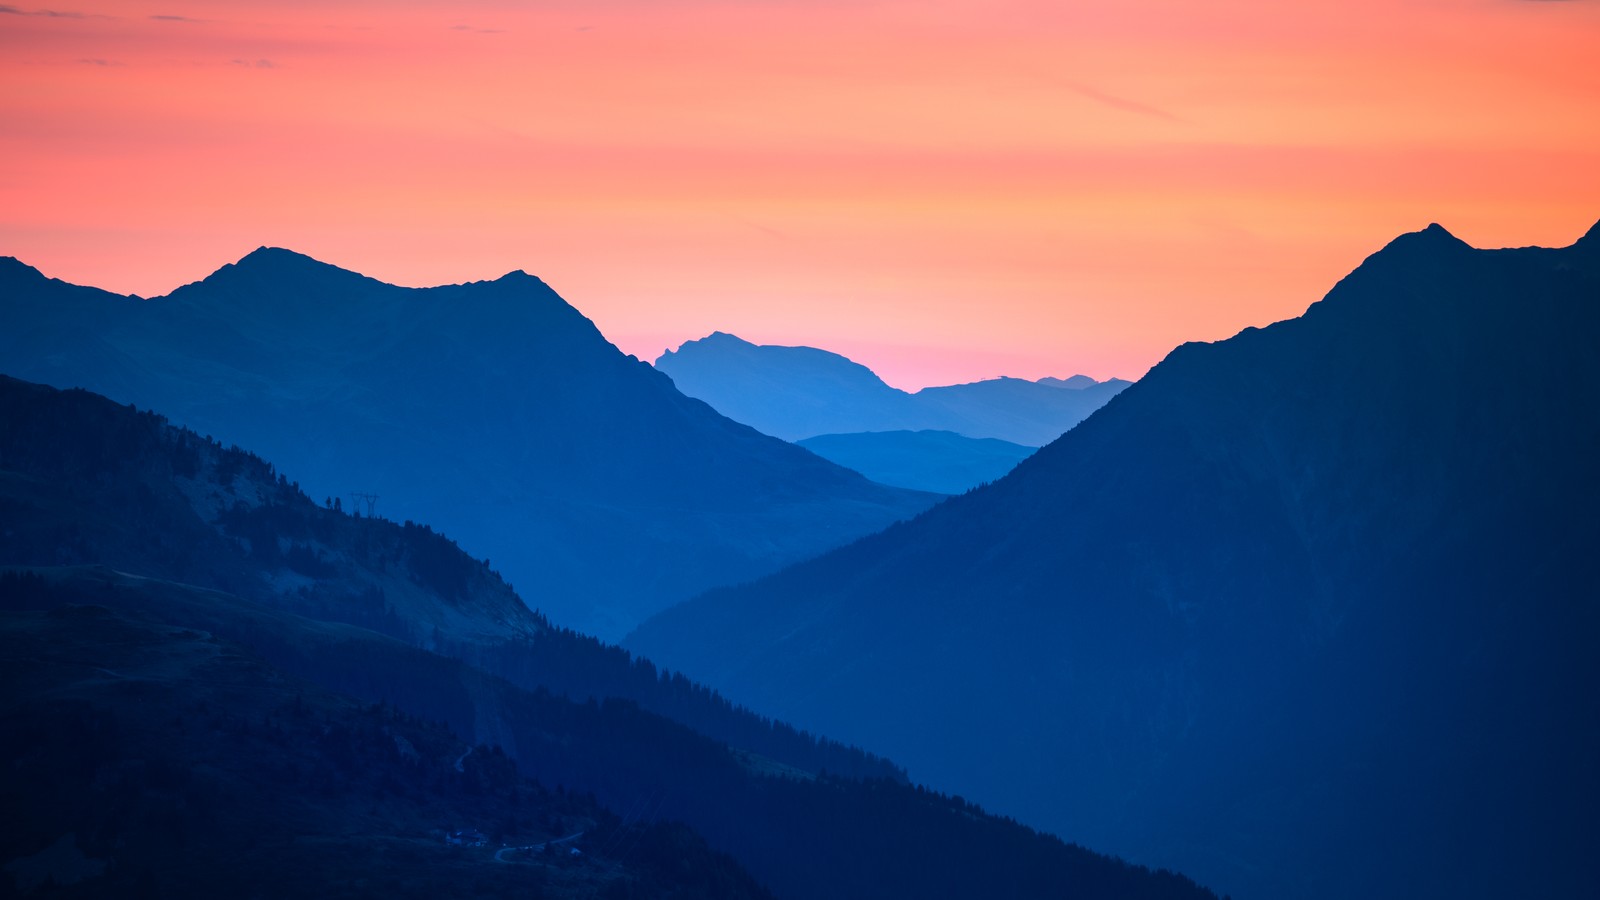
[492, 831, 584, 863]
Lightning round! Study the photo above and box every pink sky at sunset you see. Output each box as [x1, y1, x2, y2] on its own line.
[3, 0, 1597, 389]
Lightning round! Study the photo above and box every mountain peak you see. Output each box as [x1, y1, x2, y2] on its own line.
[234, 245, 331, 271]
[214, 246, 372, 286]
[0, 256, 47, 284]
[657, 332, 754, 364]
[1396, 221, 1470, 251]
[1344, 222, 1473, 279]
[1039, 374, 1098, 390]
[157, 247, 387, 304]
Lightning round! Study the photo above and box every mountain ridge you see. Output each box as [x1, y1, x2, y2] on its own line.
[628, 221, 1600, 900]
[0, 373, 1218, 900]
[654, 331, 1131, 445]
[0, 250, 938, 639]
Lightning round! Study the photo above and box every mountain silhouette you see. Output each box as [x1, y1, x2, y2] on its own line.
[0, 375, 1218, 900]
[0, 250, 936, 639]
[798, 430, 1036, 494]
[654, 332, 1130, 445]
[628, 221, 1600, 899]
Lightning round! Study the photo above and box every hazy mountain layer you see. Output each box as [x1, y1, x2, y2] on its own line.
[0, 373, 899, 783]
[0, 251, 936, 639]
[798, 430, 1035, 494]
[0, 375, 1218, 900]
[654, 331, 1130, 445]
[628, 222, 1600, 900]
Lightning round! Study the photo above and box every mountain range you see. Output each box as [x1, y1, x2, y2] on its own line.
[0, 374, 1217, 900]
[627, 222, 1600, 899]
[0, 251, 937, 639]
[654, 332, 1131, 446]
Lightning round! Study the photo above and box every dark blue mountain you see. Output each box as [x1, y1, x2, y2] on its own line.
[798, 430, 1035, 494]
[654, 332, 1130, 445]
[0, 250, 936, 638]
[0, 375, 1218, 900]
[628, 221, 1600, 899]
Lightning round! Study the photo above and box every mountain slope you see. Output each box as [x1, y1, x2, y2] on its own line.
[797, 430, 1035, 494]
[0, 597, 773, 900]
[0, 250, 936, 639]
[0, 375, 1219, 900]
[0, 373, 898, 783]
[654, 331, 1130, 445]
[628, 222, 1600, 900]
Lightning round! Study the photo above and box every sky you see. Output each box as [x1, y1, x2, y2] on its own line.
[2, 1, 1597, 389]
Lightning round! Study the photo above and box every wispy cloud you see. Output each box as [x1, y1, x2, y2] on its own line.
[1067, 83, 1183, 123]
[450, 24, 506, 34]
[76, 57, 121, 66]
[230, 58, 276, 69]
[0, 5, 87, 17]
[150, 14, 208, 23]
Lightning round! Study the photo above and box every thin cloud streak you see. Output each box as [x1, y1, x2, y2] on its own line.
[0, 5, 87, 16]
[1066, 83, 1184, 123]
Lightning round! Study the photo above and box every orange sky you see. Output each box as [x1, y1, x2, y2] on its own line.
[3, 0, 1597, 388]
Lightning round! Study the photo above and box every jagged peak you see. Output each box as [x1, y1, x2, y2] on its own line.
[227, 246, 365, 280]
[0, 256, 47, 282]
[1331, 222, 1474, 283]
[494, 268, 542, 284]
[239, 245, 309, 263]
[1389, 221, 1472, 252]
[662, 332, 755, 357]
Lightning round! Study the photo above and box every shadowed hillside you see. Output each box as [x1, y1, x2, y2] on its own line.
[629, 222, 1600, 899]
[0, 374, 898, 782]
[0, 597, 773, 900]
[0, 376, 1218, 900]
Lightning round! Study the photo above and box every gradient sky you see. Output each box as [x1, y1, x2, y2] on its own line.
[3, 1, 1597, 388]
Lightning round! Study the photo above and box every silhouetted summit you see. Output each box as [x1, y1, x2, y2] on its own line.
[202, 245, 391, 291]
[630, 221, 1600, 900]
[0, 250, 937, 638]
[0, 256, 46, 283]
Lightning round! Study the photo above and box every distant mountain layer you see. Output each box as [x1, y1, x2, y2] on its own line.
[654, 332, 1130, 445]
[0, 375, 1218, 900]
[0, 250, 937, 639]
[628, 222, 1600, 900]
[798, 430, 1035, 494]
